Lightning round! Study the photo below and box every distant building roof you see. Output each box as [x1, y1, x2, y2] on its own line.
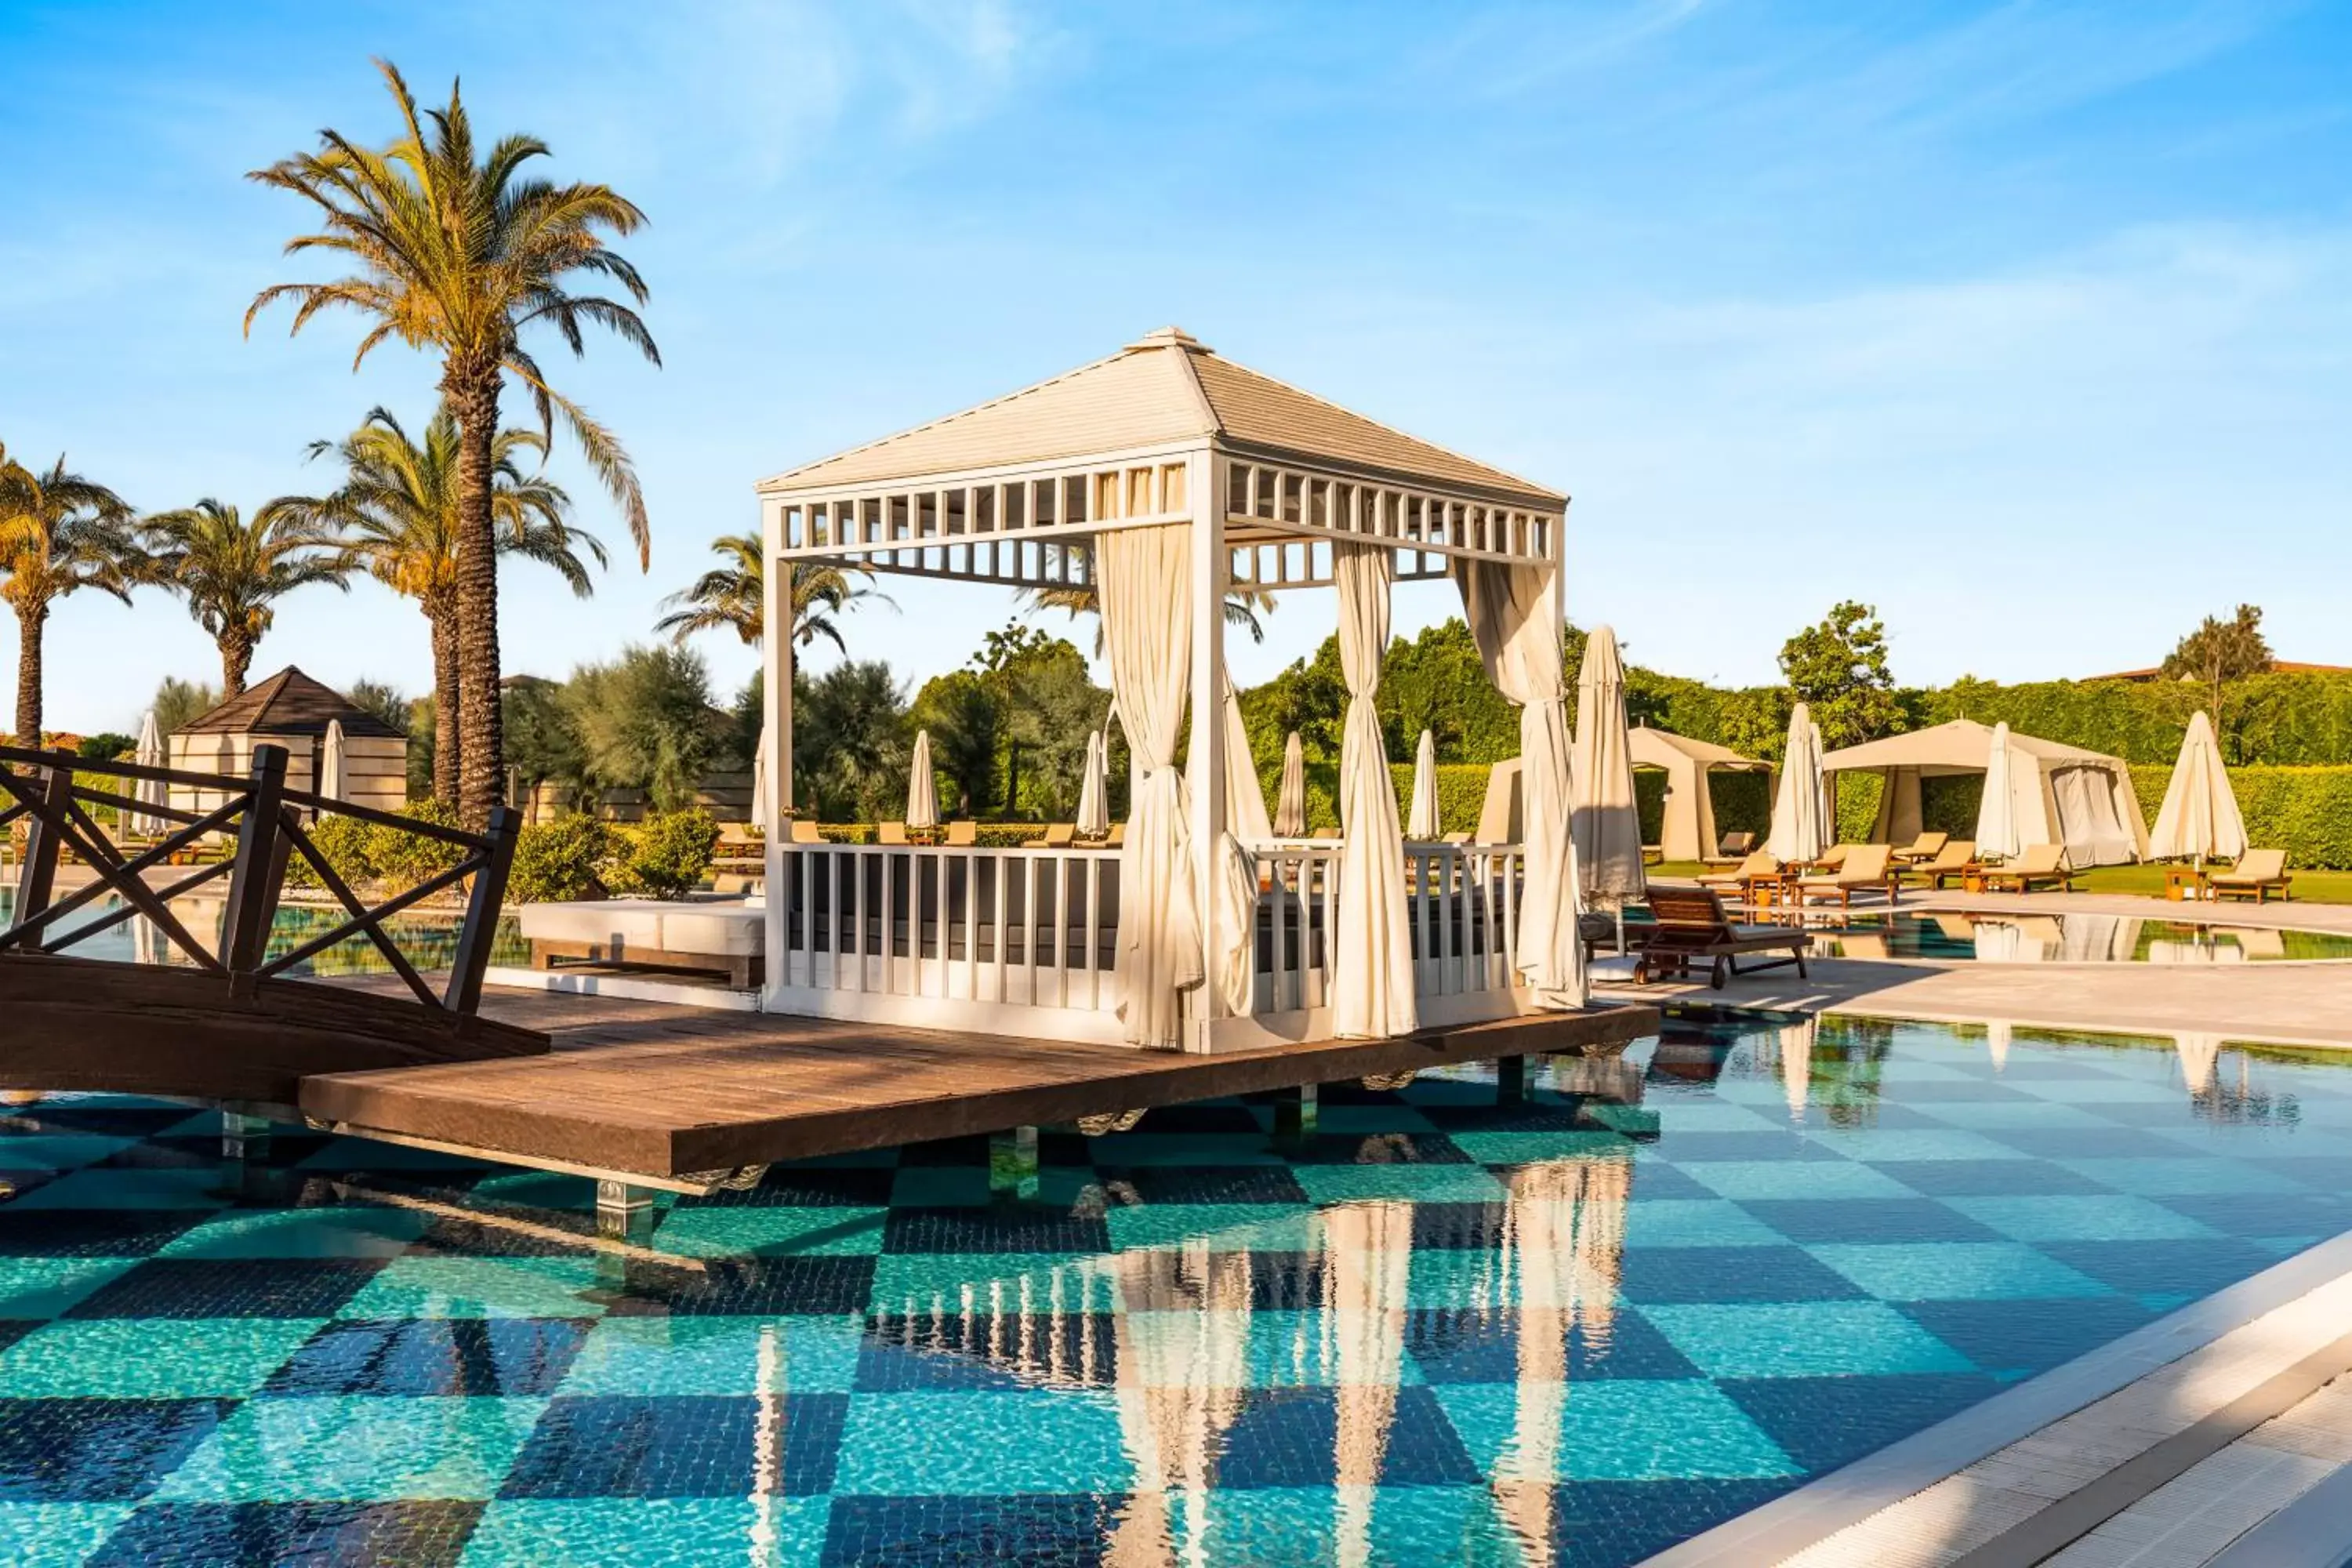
[178, 667, 405, 739]
[2083, 660, 2352, 683]
[759, 327, 1564, 508]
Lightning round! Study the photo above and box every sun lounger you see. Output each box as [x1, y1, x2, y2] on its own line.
[2208, 848, 2291, 904]
[1041, 822, 1076, 848]
[876, 822, 909, 845]
[1442, 831, 1473, 846]
[1978, 843, 2072, 893]
[1795, 844, 1896, 909]
[1695, 851, 1780, 907]
[1700, 829, 1757, 869]
[944, 820, 977, 847]
[1106, 823, 1126, 847]
[1900, 838, 1976, 889]
[1631, 886, 1809, 989]
[788, 818, 823, 844]
[1890, 830, 1949, 866]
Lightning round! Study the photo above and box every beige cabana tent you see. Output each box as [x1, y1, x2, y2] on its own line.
[1821, 718, 2149, 867]
[1627, 726, 1770, 862]
[757, 326, 1584, 1051]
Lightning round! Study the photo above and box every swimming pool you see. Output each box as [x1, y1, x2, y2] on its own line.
[1, 1011, 2347, 1566]
[1785, 909, 2352, 964]
[0, 889, 527, 978]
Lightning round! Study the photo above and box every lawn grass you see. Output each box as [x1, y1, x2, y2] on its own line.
[1647, 859, 2352, 905]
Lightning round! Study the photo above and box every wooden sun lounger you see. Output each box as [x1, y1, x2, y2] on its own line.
[1795, 844, 1896, 908]
[944, 820, 978, 847]
[1977, 844, 2073, 893]
[1889, 830, 1949, 866]
[1900, 838, 1976, 889]
[2209, 848, 2291, 903]
[1695, 851, 1779, 906]
[1632, 886, 1809, 989]
[1699, 829, 1757, 869]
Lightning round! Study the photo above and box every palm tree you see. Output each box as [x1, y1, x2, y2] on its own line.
[143, 499, 350, 698]
[654, 531, 887, 652]
[282, 405, 604, 806]
[0, 452, 141, 745]
[1020, 571, 1276, 651]
[247, 60, 657, 827]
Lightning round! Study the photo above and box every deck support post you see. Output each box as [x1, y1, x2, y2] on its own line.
[220, 1111, 272, 1161]
[1274, 1083, 1319, 1142]
[1496, 1054, 1530, 1105]
[989, 1125, 1040, 1201]
[595, 1178, 657, 1244]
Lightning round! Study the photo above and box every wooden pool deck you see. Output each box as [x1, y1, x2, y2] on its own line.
[296, 987, 1659, 1181]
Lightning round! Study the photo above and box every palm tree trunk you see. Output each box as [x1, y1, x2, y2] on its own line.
[220, 631, 253, 699]
[426, 599, 461, 808]
[13, 602, 45, 746]
[447, 372, 505, 829]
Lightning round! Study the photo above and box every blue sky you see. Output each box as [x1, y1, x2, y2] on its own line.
[3, 1, 2347, 734]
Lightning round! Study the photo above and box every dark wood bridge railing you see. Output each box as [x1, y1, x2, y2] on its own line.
[0, 740, 519, 1024]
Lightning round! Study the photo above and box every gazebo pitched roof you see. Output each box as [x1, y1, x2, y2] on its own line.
[760, 328, 1563, 507]
[178, 667, 405, 740]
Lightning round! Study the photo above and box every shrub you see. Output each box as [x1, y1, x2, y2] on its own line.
[507, 815, 615, 904]
[285, 812, 376, 891]
[608, 808, 719, 898]
[368, 799, 469, 893]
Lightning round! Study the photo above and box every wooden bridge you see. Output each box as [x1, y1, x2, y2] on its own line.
[0, 741, 545, 1103]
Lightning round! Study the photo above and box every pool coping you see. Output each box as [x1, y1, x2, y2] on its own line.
[1640, 1225, 2352, 1566]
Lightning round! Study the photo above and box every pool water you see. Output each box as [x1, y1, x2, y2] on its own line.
[0, 889, 528, 978]
[1771, 909, 2352, 964]
[2, 1012, 2349, 1566]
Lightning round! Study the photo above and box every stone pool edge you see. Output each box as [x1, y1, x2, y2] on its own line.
[1637, 1222, 2352, 1567]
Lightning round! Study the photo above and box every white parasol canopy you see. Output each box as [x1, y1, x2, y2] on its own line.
[906, 728, 939, 829]
[1767, 702, 1827, 862]
[751, 722, 774, 836]
[2147, 711, 2246, 866]
[1076, 730, 1109, 837]
[1407, 729, 1440, 838]
[319, 719, 347, 804]
[1570, 625, 1645, 909]
[129, 710, 169, 838]
[1976, 720, 2023, 861]
[1274, 731, 1306, 837]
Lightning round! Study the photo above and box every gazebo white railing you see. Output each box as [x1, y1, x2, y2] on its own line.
[760, 328, 1583, 1051]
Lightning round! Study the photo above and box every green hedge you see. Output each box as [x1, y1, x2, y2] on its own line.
[2130, 765, 2352, 871]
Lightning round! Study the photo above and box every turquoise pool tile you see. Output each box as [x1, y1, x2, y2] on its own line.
[1104, 1203, 1322, 1253]
[10, 1167, 229, 1210]
[0, 1316, 326, 1397]
[1644, 1301, 1976, 1379]
[1290, 1164, 1506, 1205]
[467, 1171, 608, 1212]
[1681, 1160, 1917, 1202]
[0, 1135, 133, 1171]
[0, 1257, 134, 1318]
[1946, 1196, 2221, 1243]
[158, 1207, 431, 1259]
[1450, 1131, 1628, 1164]
[155, 1395, 547, 1501]
[1305, 1105, 1439, 1134]
[1408, 1247, 1556, 1308]
[2054, 1158, 2304, 1197]
[0, 1503, 136, 1568]
[1621, 1200, 1789, 1250]
[1436, 1378, 1799, 1480]
[1800, 1129, 2028, 1163]
[886, 1166, 1099, 1208]
[339, 1256, 608, 1319]
[1174, 1485, 1523, 1565]
[867, 1253, 1118, 1314]
[1649, 1102, 1788, 1133]
[463, 1497, 829, 1567]
[652, 1206, 887, 1258]
[1080, 1133, 1283, 1167]
[294, 1138, 490, 1171]
[1172, 1308, 1425, 1388]
[833, 1389, 1132, 1494]
[1906, 1102, 2118, 1130]
[558, 1315, 862, 1396]
[1808, 1243, 2112, 1301]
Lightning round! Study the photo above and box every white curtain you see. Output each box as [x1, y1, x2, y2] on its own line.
[1099, 524, 1201, 1047]
[1407, 729, 1440, 839]
[1215, 682, 1272, 1015]
[1333, 543, 1417, 1039]
[1275, 731, 1306, 837]
[1076, 731, 1109, 837]
[1457, 557, 1586, 1008]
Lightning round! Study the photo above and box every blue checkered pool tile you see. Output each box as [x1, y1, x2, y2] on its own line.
[0, 1011, 2347, 1564]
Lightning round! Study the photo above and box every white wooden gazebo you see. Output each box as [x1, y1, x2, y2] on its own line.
[757, 328, 1584, 1052]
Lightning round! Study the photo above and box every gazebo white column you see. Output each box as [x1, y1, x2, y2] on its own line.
[761, 498, 793, 1009]
[1184, 448, 1228, 1049]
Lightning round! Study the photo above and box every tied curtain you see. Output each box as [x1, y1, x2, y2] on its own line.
[1456, 556, 1588, 1008]
[1214, 681, 1272, 1014]
[1332, 542, 1417, 1039]
[1098, 524, 1202, 1047]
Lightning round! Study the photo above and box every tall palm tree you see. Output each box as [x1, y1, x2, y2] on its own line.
[143, 499, 350, 698]
[1021, 572, 1276, 652]
[0, 452, 141, 746]
[247, 60, 657, 826]
[281, 405, 604, 806]
[654, 531, 887, 652]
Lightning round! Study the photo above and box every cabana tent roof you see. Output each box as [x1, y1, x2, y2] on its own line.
[1628, 726, 1766, 772]
[1627, 725, 1768, 863]
[1822, 718, 2148, 866]
[1820, 719, 2119, 776]
[763, 328, 1562, 507]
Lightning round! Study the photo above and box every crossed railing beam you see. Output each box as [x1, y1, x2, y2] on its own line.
[0, 742, 519, 1022]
